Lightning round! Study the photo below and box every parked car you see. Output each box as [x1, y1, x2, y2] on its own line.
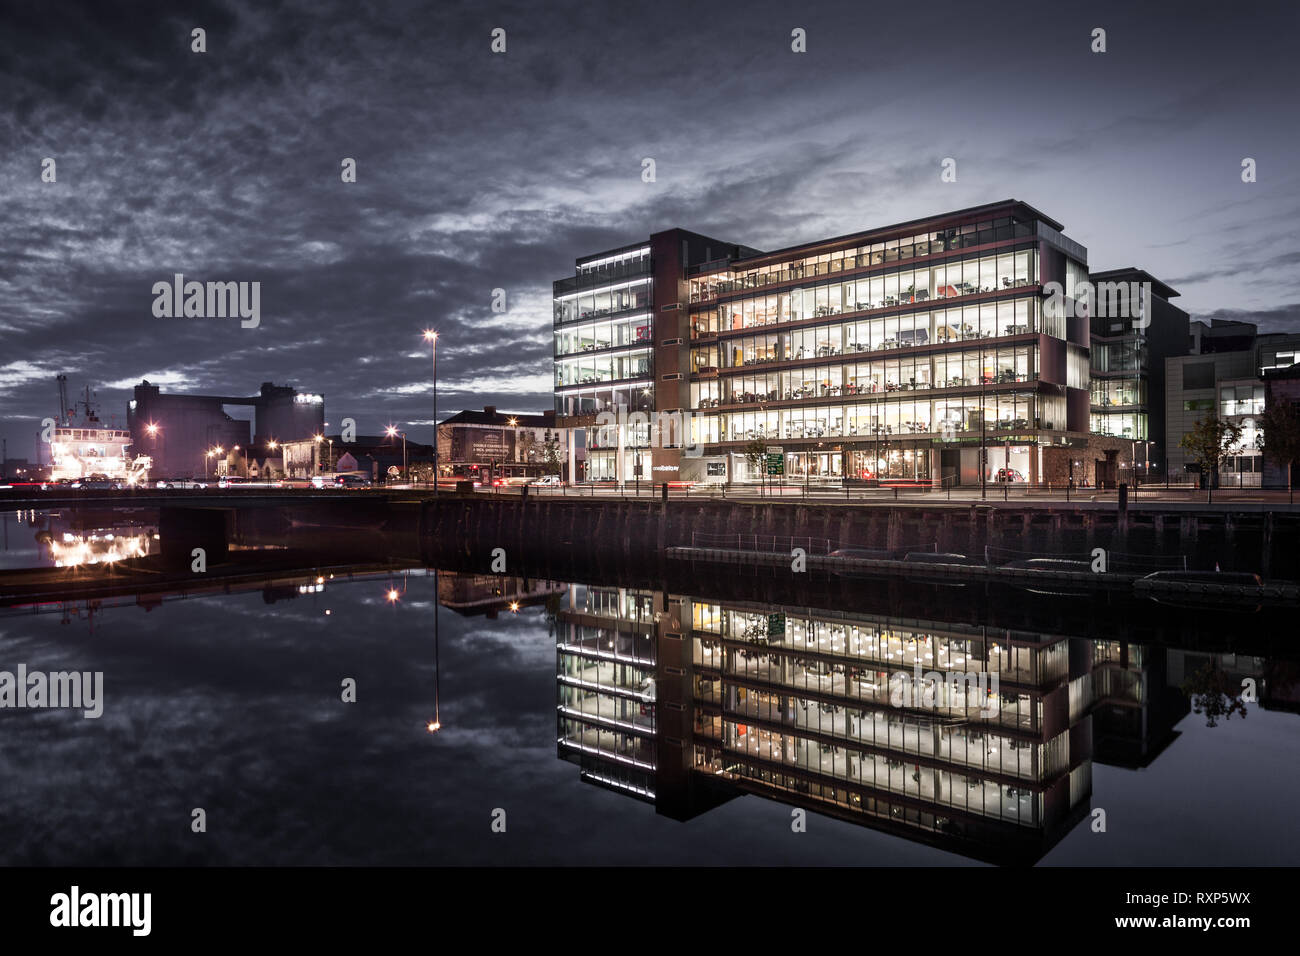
[994, 468, 1024, 483]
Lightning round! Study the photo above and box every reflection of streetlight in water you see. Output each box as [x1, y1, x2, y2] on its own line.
[427, 567, 442, 734]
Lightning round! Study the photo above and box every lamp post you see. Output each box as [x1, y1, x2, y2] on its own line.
[424, 330, 439, 495]
[145, 423, 159, 481]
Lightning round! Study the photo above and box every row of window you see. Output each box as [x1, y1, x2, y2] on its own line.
[717, 685, 1049, 780]
[554, 278, 652, 325]
[692, 394, 1060, 444]
[691, 250, 1036, 335]
[689, 216, 1036, 301]
[692, 299, 1040, 371]
[555, 314, 653, 356]
[555, 350, 651, 387]
[1091, 377, 1146, 406]
[694, 347, 1036, 407]
[712, 721, 1042, 826]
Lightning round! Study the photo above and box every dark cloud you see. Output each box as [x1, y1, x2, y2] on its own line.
[2, 0, 1297, 454]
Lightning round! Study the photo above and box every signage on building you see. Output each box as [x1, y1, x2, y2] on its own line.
[766, 453, 784, 475]
[452, 427, 516, 463]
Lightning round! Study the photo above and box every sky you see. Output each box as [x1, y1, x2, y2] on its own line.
[2, 0, 1298, 460]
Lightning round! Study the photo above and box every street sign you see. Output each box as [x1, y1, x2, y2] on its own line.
[767, 612, 786, 638]
[765, 453, 784, 475]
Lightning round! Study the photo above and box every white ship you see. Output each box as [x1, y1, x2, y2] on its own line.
[49, 378, 152, 484]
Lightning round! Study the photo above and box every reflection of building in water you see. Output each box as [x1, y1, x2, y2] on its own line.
[31, 511, 159, 568]
[41, 530, 153, 567]
[555, 585, 662, 801]
[1090, 641, 1188, 767]
[437, 572, 566, 617]
[557, 586, 1096, 863]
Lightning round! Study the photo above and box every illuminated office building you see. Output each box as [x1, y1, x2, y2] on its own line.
[554, 200, 1138, 486]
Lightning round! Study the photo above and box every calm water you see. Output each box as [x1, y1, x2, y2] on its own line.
[0, 549, 1296, 867]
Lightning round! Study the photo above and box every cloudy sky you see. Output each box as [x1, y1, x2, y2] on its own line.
[2, 0, 1297, 459]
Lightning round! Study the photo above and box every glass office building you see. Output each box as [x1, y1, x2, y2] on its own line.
[1087, 268, 1189, 477]
[556, 201, 1107, 486]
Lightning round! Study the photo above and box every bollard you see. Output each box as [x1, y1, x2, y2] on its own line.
[661, 481, 668, 503]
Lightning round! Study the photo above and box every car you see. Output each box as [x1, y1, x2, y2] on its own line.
[337, 474, 372, 489]
[994, 468, 1024, 483]
[81, 476, 122, 490]
[530, 475, 563, 486]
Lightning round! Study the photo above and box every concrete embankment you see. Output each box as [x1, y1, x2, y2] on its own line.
[415, 493, 1300, 580]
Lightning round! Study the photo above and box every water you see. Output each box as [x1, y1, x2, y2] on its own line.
[1, 547, 1295, 866]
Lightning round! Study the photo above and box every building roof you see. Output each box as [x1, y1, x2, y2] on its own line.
[1089, 267, 1180, 301]
[439, 407, 557, 428]
[727, 199, 1063, 270]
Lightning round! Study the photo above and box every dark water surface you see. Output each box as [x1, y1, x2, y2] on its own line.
[1, 557, 1295, 867]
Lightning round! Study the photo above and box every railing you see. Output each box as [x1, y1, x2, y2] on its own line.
[690, 532, 834, 555]
[983, 544, 1187, 573]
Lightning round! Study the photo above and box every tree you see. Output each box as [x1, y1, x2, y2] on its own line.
[743, 439, 768, 495]
[543, 437, 562, 477]
[1256, 396, 1300, 502]
[1179, 413, 1242, 499]
[1182, 662, 1249, 728]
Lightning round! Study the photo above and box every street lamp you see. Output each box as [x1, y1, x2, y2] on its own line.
[424, 329, 439, 495]
[386, 425, 407, 482]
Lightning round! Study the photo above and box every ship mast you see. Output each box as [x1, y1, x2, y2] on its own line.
[57, 374, 69, 426]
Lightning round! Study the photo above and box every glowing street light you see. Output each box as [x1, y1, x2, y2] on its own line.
[386, 425, 408, 482]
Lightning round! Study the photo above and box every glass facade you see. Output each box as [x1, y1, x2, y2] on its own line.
[555, 205, 1094, 485]
[555, 584, 658, 798]
[688, 599, 1089, 843]
[554, 256, 655, 419]
[556, 581, 1094, 863]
